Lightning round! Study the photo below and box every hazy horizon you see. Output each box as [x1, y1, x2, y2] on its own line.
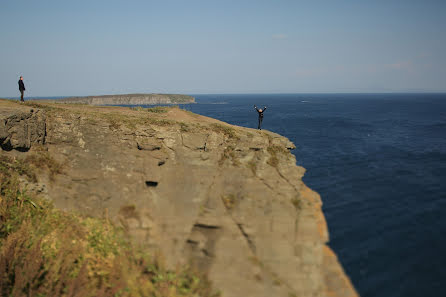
[1, 0, 445, 97]
[4, 91, 446, 100]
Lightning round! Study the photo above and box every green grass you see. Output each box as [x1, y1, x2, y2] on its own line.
[146, 106, 168, 113]
[0, 154, 219, 297]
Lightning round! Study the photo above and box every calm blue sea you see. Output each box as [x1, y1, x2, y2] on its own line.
[175, 93, 445, 297]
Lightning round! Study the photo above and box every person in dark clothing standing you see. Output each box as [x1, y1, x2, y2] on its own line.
[254, 105, 267, 130]
[18, 76, 26, 102]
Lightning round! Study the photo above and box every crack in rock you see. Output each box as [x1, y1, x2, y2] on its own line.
[193, 223, 221, 229]
[236, 223, 256, 254]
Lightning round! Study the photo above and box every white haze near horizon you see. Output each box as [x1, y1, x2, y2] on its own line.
[1, 0, 445, 97]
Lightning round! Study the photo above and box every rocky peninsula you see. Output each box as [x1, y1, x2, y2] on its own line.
[54, 93, 195, 105]
[0, 99, 358, 297]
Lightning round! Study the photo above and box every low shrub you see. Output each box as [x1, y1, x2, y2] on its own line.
[147, 106, 168, 113]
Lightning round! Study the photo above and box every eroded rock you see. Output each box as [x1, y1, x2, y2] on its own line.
[0, 108, 46, 151]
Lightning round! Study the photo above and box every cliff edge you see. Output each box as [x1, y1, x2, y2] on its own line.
[0, 99, 358, 297]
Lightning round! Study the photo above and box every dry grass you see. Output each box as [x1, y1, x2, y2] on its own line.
[23, 101, 61, 112]
[131, 106, 145, 111]
[0, 154, 220, 297]
[266, 145, 287, 168]
[221, 194, 237, 210]
[147, 118, 175, 127]
[101, 112, 137, 130]
[179, 122, 190, 132]
[0, 155, 37, 183]
[88, 110, 176, 130]
[209, 123, 238, 139]
[291, 197, 302, 211]
[218, 146, 240, 167]
[24, 151, 64, 181]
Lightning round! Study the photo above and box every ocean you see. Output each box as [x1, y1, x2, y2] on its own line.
[174, 93, 446, 297]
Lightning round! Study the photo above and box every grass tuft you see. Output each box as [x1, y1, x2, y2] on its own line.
[266, 145, 287, 168]
[179, 122, 190, 132]
[291, 197, 302, 211]
[146, 118, 174, 126]
[221, 194, 237, 210]
[210, 123, 238, 139]
[147, 106, 168, 113]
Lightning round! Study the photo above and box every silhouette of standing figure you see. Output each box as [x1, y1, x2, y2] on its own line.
[18, 76, 26, 102]
[254, 105, 267, 130]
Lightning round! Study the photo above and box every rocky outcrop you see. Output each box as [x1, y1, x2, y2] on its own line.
[54, 93, 195, 105]
[0, 105, 46, 151]
[0, 99, 358, 297]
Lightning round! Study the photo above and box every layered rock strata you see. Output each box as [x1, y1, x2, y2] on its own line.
[0, 99, 358, 297]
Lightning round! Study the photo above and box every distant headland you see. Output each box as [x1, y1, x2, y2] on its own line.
[53, 93, 195, 105]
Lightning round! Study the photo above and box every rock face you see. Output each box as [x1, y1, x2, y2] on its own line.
[54, 93, 195, 105]
[0, 104, 46, 151]
[0, 100, 359, 297]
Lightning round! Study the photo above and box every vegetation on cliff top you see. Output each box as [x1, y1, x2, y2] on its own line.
[0, 153, 219, 297]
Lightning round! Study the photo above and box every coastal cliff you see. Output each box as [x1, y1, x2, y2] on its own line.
[0, 99, 358, 297]
[54, 93, 195, 105]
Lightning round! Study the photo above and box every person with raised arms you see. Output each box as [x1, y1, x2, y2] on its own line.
[254, 105, 267, 130]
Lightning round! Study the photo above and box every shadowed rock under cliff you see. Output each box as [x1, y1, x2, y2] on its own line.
[0, 99, 359, 297]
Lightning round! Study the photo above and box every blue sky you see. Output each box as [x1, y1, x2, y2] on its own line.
[1, 0, 445, 96]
